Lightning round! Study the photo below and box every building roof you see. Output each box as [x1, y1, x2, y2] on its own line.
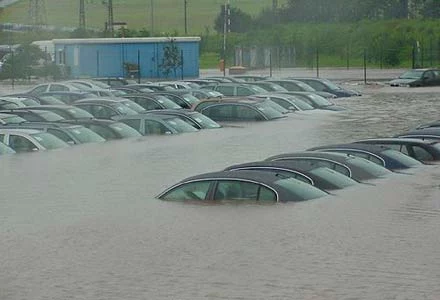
[53, 37, 201, 45]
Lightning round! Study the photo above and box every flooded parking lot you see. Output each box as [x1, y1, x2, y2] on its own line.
[1, 82, 440, 299]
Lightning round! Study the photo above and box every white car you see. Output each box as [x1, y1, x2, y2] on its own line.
[0, 128, 70, 153]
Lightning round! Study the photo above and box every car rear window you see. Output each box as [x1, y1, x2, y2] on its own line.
[347, 156, 391, 177]
[382, 149, 423, 167]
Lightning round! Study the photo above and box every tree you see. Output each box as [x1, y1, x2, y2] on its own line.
[159, 41, 182, 78]
[0, 44, 46, 79]
[214, 5, 254, 33]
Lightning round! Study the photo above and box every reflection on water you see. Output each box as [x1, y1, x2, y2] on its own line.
[1, 87, 440, 299]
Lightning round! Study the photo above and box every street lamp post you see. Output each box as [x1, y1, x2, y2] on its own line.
[184, 0, 188, 35]
[222, 0, 230, 76]
[150, 0, 154, 35]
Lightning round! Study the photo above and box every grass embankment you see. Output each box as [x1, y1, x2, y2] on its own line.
[0, 0, 286, 34]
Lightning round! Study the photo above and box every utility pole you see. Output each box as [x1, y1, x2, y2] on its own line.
[79, 0, 86, 30]
[184, 0, 188, 35]
[150, 0, 154, 35]
[28, 0, 47, 26]
[107, 0, 114, 36]
[222, 0, 230, 76]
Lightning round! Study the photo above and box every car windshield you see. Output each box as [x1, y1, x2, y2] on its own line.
[120, 101, 145, 113]
[286, 96, 314, 110]
[295, 81, 316, 91]
[111, 90, 128, 97]
[382, 149, 423, 167]
[320, 79, 342, 90]
[109, 122, 142, 137]
[274, 177, 328, 201]
[181, 94, 200, 105]
[38, 96, 65, 105]
[39, 111, 65, 122]
[21, 98, 40, 106]
[154, 96, 182, 109]
[67, 126, 106, 143]
[308, 94, 333, 107]
[139, 88, 155, 93]
[347, 156, 391, 177]
[4, 115, 27, 124]
[249, 85, 269, 93]
[66, 107, 94, 118]
[255, 102, 285, 120]
[268, 84, 288, 92]
[309, 167, 358, 188]
[30, 132, 70, 149]
[163, 117, 199, 133]
[189, 112, 221, 128]
[429, 141, 440, 151]
[264, 99, 289, 114]
[399, 70, 424, 79]
[0, 141, 15, 154]
[90, 81, 111, 89]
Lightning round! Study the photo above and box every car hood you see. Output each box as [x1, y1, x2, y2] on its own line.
[389, 78, 418, 86]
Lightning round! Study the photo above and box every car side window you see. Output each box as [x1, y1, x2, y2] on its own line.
[91, 105, 116, 119]
[237, 87, 253, 96]
[18, 112, 40, 122]
[161, 181, 212, 201]
[304, 81, 324, 91]
[49, 84, 69, 92]
[411, 146, 433, 161]
[214, 181, 276, 202]
[203, 105, 234, 121]
[87, 125, 115, 139]
[0, 134, 4, 142]
[8, 135, 37, 152]
[216, 86, 234, 96]
[141, 99, 162, 110]
[144, 120, 167, 135]
[120, 119, 141, 132]
[29, 85, 48, 95]
[236, 106, 264, 121]
[47, 129, 74, 144]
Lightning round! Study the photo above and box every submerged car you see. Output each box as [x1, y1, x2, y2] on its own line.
[291, 78, 361, 97]
[0, 141, 15, 155]
[73, 98, 145, 119]
[307, 143, 423, 171]
[0, 113, 27, 125]
[0, 128, 70, 153]
[2, 122, 106, 145]
[389, 68, 440, 87]
[143, 109, 221, 129]
[280, 91, 345, 111]
[114, 113, 199, 135]
[395, 127, 440, 141]
[354, 138, 440, 162]
[59, 118, 142, 140]
[157, 170, 328, 203]
[224, 161, 358, 191]
[13, 105, 94, 120]
[0, 109, 65, 122]
[265, 151, 392, 182]
[193, 99, 286, 122]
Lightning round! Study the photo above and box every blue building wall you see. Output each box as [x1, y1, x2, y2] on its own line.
[52, 37, 200, 79]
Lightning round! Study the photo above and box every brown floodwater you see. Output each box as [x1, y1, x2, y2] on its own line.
[1, 84, 440, 299]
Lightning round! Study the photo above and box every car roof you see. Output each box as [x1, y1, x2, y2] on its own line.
[59, 118, 115, 125]
[115, 113, 177, 121]
[143, 108, 195, 116]
[21, 105, 77, 110]
[308, 143, 391, 153]
[0, 128, 43, 134]
[266, 151, 354, 163]
[74, 97, 128, 104]
[2, 122, 82, 130]
[397, 127, 440, 136]
[356, 137, 438, 145]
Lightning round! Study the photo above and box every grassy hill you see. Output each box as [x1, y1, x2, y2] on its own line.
[0, 0, 286, 35]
